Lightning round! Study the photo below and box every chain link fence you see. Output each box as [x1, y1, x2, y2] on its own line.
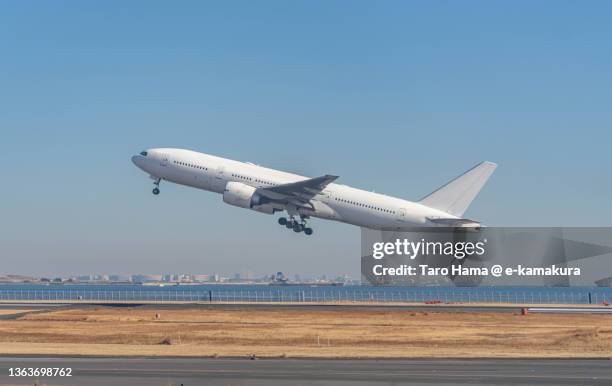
[0, 287, 610, 304]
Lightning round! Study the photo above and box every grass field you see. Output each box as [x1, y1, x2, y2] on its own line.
[0, 306, 610, 358]
[0, 310, 41, 316]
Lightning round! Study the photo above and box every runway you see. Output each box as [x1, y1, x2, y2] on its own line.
[0, 302, 523, 313]
[0, 357, 610, 385]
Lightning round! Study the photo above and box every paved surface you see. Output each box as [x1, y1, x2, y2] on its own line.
[528, 307, 612, 314]
[0, 302, 523, 313]
[3, 301, 609, 313]
[0, 304, 67, 320]
[0, 357, 610, 385]
[0, 304, 63, 310]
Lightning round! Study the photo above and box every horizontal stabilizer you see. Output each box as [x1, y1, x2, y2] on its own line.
[419, 161, 497, 217]
[427, 217, 481, 227]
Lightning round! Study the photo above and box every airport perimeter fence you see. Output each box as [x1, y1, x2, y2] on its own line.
[0, 287, 611, 305]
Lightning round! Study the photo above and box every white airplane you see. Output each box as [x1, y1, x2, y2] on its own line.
[132, 148, 496, 235]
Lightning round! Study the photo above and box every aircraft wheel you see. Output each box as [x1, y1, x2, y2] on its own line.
[152, 188, 160, 195]
[278, 217, 287, 226]
[304, 227, 313, 235]
[293, 223, 303, 232]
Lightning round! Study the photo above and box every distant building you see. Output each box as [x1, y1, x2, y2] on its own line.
[108, 274, 129, 282]
[179, 274, 194, 282]
[130, 274, 162, 283]
[271, 272, 288, 284]
[162, 274, 175, 282]
[193, 274, 210, 282]
[0, 275, 36, 283]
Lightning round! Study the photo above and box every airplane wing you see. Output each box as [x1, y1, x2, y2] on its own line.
[256, 174, 338, 206]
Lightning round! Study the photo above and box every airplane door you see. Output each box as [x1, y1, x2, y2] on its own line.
[213, 165, 226, 191]
[160, 153, 170, 167]
[397, 208, 408, 222]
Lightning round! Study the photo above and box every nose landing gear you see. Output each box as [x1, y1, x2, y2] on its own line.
[152, 178, 161, 195]
[278, 216, 313, 236]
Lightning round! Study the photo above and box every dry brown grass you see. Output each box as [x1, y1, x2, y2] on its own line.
[0, 309, 41, 316]
[0, 306, 610, 358]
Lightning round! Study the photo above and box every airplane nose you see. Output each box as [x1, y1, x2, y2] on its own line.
[131, 155, 146, 170]
[131, 155, 141, 166]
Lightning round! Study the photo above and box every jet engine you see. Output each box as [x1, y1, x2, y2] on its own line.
[222, 181, 276, 214]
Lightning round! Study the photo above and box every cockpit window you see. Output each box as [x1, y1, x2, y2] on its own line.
[140, 151, 148, 156]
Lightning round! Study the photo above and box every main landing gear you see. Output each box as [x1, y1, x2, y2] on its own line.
[278, 216, 313, 235]
[152, 178, 161, 195]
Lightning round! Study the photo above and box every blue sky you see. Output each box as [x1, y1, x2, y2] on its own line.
[1, 1, 611, 278]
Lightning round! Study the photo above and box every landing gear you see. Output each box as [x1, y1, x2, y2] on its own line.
[152, 178, 161, 195]
[278, 217, 293, 228]
[277, 216, 313, 235]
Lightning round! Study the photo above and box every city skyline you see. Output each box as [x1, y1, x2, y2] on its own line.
[0, 270, 355, 285]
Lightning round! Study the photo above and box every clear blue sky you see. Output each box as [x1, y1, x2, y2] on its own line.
[1, 1, 611, 278]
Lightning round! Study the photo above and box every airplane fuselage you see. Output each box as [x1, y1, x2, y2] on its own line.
[132, 148, 461, 231]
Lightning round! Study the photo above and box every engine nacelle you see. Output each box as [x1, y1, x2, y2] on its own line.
[222, 181, 276, 214]
[223, 181, 257, 208]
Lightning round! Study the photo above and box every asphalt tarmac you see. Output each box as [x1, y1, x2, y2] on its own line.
[0, 302, 523, 313]
[0, 357, 610, 386]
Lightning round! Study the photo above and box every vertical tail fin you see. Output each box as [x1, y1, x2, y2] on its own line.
[419, 161, 497, 217]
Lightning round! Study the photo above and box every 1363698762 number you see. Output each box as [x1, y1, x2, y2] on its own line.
[9, 367, 72, 377]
